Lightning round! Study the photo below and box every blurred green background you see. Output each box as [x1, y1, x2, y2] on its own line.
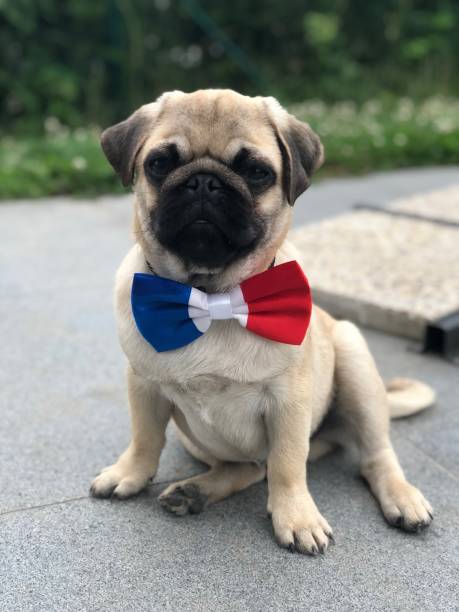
[1, 0, 459, 198]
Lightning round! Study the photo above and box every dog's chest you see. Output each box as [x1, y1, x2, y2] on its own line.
[116, 245, 303, 461]
[121, 321, 294, 461]
[162, 375, 271, 462]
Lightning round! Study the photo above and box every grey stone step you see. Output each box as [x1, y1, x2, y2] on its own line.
[390, 184, 459, 224]
[291, 186, 459, 341]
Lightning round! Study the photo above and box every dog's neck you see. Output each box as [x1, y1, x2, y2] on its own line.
[144, 256, 276, 293]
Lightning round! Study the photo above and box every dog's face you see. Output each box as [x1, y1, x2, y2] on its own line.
[101, 90, 323, 290]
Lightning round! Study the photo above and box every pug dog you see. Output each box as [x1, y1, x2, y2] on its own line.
[90, 89, 434, 555]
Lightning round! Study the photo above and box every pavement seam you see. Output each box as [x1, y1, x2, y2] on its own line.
[0, 495, 89, 518]
[401, 437, 459, 482]
[354, 202, 459, 228]
[0, 477, 198, 518]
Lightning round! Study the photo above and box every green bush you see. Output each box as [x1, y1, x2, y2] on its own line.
[1, 1, 459, 130]
[1, 97, 458, 199]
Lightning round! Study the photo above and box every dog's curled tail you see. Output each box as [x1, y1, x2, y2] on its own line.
[386, 378, 436, 419]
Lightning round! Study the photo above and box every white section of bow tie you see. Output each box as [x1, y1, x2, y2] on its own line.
[188, 285, 249, 333]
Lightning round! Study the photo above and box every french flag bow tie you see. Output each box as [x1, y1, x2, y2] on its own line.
[131, 260, 312, 352]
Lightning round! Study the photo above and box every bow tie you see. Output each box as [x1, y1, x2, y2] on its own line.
[131, 260, 312, 352]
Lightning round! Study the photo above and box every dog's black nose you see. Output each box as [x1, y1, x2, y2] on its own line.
[185, 173, 222, 194]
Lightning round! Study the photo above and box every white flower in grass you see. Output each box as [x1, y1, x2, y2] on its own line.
[334, 101, 356, 118]
[364, 121, 383, 136]
[72, 156, 87, 171]
[44, 116, 62, 134]
[396, 98, 414, 121]
[303, 100, 327, 117]
[434, 117, 456, 133]
[74, 128, 88, 141]
[363, 99, 383, 116]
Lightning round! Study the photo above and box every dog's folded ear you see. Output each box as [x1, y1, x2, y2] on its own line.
[265, 98, 324, 205]
[100, 104, 158, 187]
[276, 116, 324, 205]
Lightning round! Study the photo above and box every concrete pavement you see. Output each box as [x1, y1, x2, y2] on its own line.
[1, 168, 458, 611]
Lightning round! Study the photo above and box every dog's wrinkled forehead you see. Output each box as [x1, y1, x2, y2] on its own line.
[141, 90, 280, 165]
[101, 89, 324, 204]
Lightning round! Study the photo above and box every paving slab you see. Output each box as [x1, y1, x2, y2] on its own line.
[0, 195, 203, 512]
[0, 288, 203, 514]
[0, 432, 457, 612]
[291, 204, 459, 341]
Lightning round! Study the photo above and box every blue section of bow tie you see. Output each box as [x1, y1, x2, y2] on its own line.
[131, 273, 203, 352]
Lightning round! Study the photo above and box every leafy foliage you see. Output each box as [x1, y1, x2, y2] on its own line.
[1, 0, 459, 129]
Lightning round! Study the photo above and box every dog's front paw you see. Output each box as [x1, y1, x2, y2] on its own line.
[379, 479, 433, 532]
[269, 490, 333, 555]
[90, 451, 156, 499]
[159, 483, 208, 516]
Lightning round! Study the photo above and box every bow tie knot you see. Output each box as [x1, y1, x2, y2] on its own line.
[188, 285, 249, 334]
[207, 292, 234, 320]
[131, 260, 312, 352]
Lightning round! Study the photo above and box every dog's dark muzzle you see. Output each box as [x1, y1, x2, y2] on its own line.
[154, 162, 265, 268]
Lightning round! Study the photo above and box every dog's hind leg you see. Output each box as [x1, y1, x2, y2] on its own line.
[158, 461, 266, 516]
[332, 321, 433, 532]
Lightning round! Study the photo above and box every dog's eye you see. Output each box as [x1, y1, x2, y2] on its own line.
[145, 147, 179, 179]
[147, 154, 173, 176]
[248, 166, 268, 180]
[246, 165, 270, 183]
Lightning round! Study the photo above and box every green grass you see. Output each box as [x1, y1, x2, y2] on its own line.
[1, 97, 459, 199]
[0, 125, 123, 199]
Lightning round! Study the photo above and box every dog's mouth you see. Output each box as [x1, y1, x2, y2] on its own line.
[185, 218, 227, 235]
[177, 216, 231, 255]
[153, 170, 265, 268]
[169, 213, 260, 268]
[181, 216, 235, 244]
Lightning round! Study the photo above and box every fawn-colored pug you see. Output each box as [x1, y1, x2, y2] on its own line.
[90, 89, 434, 554]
